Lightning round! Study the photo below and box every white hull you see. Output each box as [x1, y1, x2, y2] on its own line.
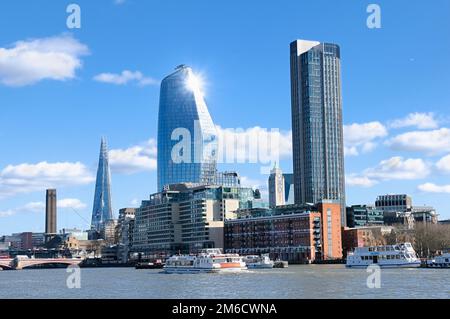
[346, 262, 421, 269]
[163, 267, 246, 274]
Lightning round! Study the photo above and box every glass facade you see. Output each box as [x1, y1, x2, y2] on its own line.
[290, 40, 346, 225]
[91, 137, 113, 231]
[157, 65, 218, 191]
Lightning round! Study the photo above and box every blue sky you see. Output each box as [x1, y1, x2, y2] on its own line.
[1, 0, 450, 234]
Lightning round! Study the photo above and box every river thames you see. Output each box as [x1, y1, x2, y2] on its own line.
[0, 265, 448, 299]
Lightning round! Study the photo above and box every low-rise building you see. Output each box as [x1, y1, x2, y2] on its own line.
[224, 201, 343, 264]
[346, 205, 384, 228]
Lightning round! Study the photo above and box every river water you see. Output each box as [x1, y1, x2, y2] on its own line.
[0, 265, 448, 299]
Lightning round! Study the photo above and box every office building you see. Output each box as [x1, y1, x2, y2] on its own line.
[375, 194, 412, 212]
[283, 173, 295, 205]
[157, 65, 218, 191]
[290, 40, 346, 225]
[91, 137, 113, 232]
[132, 184, 258, 258]
[346, 205, 384, 228]
[224, 201, 343, 263]
[45, 189, 57, 242]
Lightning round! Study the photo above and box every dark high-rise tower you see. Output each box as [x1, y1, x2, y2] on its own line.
[157, 65, 218, 190]
[290, 40, 346, 225]
[45, 189, 57, 242]
[91, 137, 113, 231]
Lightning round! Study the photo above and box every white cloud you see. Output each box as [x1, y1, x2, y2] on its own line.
[364, 157, 431, 180]
[390, 112, 439, 130]
[386, 128, 450, 156]
[0, 210, 15, 217]
[93, 70, 158, 87]
[57, 198, 87, 210]
[343, 121, 387, 156]
[240, 176, 266, 189]
[418, 183, 450, 194]
[436, 154, 450, 174]
[347, 156, 431, 188]
[0, 161, 94, 198]
[0, 34, 89, 87]
[109, 139, 157, 174]
[345, 175, 378, 188]
[216, 126, 292, 164]
[0, 198, 87, 218]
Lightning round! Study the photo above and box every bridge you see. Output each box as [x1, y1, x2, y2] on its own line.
[0, 257, 82, 270]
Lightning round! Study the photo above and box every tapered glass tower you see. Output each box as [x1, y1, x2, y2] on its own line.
[157, 65, 218, 190]
[290, 40, 346, 225]
[91, 137, 113, 231]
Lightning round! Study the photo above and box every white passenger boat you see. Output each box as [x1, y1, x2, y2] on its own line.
[427, 252, 450, 268]
[244, 254, 274, 269]
[163, 248, 247, 274]
[346, 243, 421, 268]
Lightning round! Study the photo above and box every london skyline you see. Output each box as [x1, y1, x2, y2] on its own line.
[1, 0, 450, 235]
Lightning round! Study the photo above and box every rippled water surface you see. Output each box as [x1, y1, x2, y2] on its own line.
[0, 265, 448, 299]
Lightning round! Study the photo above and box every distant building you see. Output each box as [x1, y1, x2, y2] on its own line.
[342, 226, 394, 257]
[268, 164, 285, 208]
[375, 194, 412, 212]
[117, 208, 136, 263]
[132, 184, 258, 258]
[102, 219, 118, 245]
[31, 233, 45, 248]
[383, 211, 415, 229]
[375, 194, 438, 226]
[224, 201, 343, 263]
[91, 137, 113, 232]
[346, 205, 384, 228]
[61, 228, 88, 241]
[439, 219, 450, 225]
[283, 173, 295, 205]
[45, 189, 57, 243]
[410, 206, 438, 224]
[290, 40, 346, 225]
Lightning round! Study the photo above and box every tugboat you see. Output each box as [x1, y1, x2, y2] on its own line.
[346, 243, 421, 268]
[163, 249, 247, 274]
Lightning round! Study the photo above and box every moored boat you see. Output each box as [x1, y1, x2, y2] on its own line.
[427, 251, 450, 268]
[244, 254, 274, 269]
[346, 243, 421, 268]
[135, 259, 165, 269]
[163, 249, 247, 274]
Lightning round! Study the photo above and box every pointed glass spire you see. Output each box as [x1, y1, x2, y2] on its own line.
[91, 137, 113, 231]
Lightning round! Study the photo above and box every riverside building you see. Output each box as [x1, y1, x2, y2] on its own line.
[224, 201, 343, 264]
[132, 184, 258, 258]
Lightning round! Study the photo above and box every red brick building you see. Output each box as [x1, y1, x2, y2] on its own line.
[224, 201, 342, 263]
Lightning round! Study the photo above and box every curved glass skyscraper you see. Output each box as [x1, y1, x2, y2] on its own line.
[157, 65, 218, 190]
[91, 137, 113, 231]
